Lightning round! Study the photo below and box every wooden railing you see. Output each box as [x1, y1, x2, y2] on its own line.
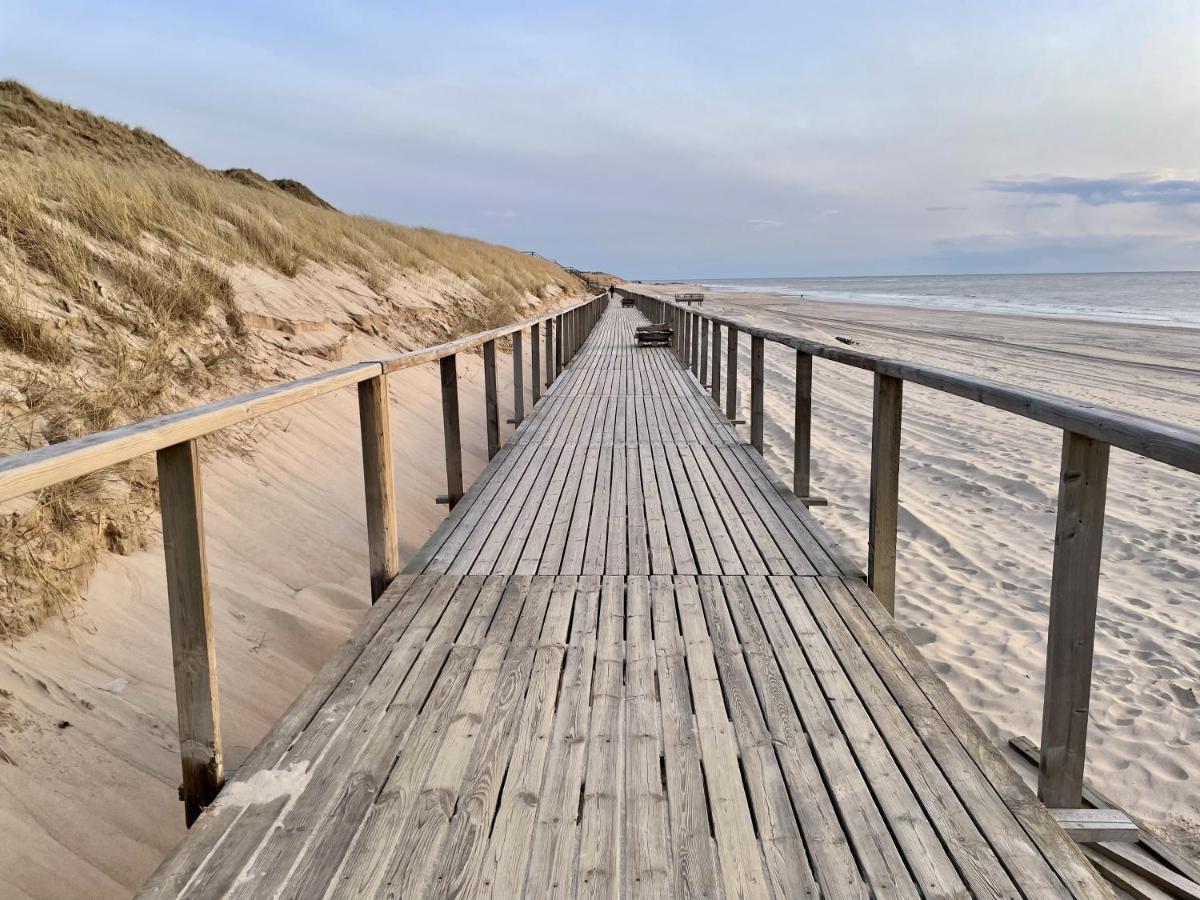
[0, 291, 608, 824]
[619, 286, 1200, 812]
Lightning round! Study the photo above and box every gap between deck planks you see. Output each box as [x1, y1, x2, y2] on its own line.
[139, 303, 1112, 899]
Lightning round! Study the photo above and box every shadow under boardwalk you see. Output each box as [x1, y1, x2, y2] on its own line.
[139, 305, 1112, 898]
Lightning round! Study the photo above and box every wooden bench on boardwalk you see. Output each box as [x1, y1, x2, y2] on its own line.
[1, 287, 1198, 897]
[675, 291, 705, 304]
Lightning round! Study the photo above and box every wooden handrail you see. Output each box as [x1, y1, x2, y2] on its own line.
[621, 288, 1200, 475]
[0, 294, 603, 504]
[620, 284, 1200, 813]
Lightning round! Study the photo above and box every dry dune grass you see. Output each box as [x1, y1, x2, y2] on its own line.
[0, 80, 586, 637]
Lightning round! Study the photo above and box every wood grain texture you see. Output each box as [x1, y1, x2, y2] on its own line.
[440, 353, 464, 507]
[750, 334, 765, 452]
[357, 374, 399, 602]
[484, 339, 501, 460]
[156, 440, 223, 826]
[1040, 430, 1110, 808]
[512, 328, 526, 424]
[725, 325, 738, 421]
[868, 372, 902, 613]
[794, 350, 813, 498]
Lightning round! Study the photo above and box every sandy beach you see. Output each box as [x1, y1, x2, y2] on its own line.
[644, 283, 1200, 857]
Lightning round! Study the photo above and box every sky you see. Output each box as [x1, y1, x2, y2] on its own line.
[3, 1, 1199, 279]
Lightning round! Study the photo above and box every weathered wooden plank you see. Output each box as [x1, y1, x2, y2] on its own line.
[525, 579, 602, 897]
[868, 373, 902, 612]
[478, 579, 583, 897]
[357, 374, 399, 602]
[576, 577, 626, 899]
[649, 576, 724, 898]
[837, 576, 1114, 897]
[1009, 735, 1200, 887]
[1050, 809, 1139, 843]
[1040, 430, 1110, 808]
[156, 440, 223, 827]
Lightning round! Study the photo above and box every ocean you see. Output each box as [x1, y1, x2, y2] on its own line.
[696, 272, 1200, 329]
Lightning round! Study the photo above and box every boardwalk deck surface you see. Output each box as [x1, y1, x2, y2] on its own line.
[140, 303, 1111, 898]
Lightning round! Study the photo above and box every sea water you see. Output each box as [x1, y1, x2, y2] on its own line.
[697, 271, 1200, 328]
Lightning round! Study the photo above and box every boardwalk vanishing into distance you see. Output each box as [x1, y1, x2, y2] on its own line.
[134, 302, 1116, 898]
[10, 288, 1200, 896]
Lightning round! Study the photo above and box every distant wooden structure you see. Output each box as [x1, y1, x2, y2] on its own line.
[634, 322, 672, 346]
[675, 290, 705, 304]
[0, 283, 1197, 897]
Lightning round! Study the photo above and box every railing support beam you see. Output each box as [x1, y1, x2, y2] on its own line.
[750, 335, 765, 452]
[545, 318, 555, 387]
[439, 354, 464, 507]
[156, 439, 224, 827]
[700, 318, 709, 385]
[794, 351, 814, 500]
[711, 322, 721, 403]
[357, 374, 399, 602]
[511, 329, 525, 425]
[483, 339, 500, 459]
[725, 326, 739, 421]
[868, 373, 903, 613]
[1039, 430, 1110, 808]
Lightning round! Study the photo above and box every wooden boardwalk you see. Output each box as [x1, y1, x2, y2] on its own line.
[140, 303, 1111, 898]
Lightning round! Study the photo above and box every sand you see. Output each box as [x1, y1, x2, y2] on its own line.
[642, 283, 1200, 857]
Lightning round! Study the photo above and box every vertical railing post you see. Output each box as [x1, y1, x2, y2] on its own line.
[439, 354, 464, 507]
[545, 318, 555, 387]
[691, 313, 701, 374]
[868, 374, 903, 613]
[711, 322, 721, 403]
[556, 314, 565, 376]
[511, 329, 525, 425]
[1038, 431, 1110, 808]
[156, 439, 223, 827]
[750, 335, 765, 452]
[685, 311, 693, 369]
[725, 326, 739, 421]
[530, 322, 541, 404]
[357, 373, 399, 602]
[483, 339, 500, 459]
[794, 351, 813, 499]
[699, 318, 709, 385]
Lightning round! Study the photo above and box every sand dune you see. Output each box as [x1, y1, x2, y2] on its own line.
[650, 284, 1200, 858]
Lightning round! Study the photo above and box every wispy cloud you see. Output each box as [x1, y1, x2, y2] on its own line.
[482, 209, 519, 219]
[987, 175, 1200, 206]
[925, 205, 967, 212]
[747, 218, 785, 229]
